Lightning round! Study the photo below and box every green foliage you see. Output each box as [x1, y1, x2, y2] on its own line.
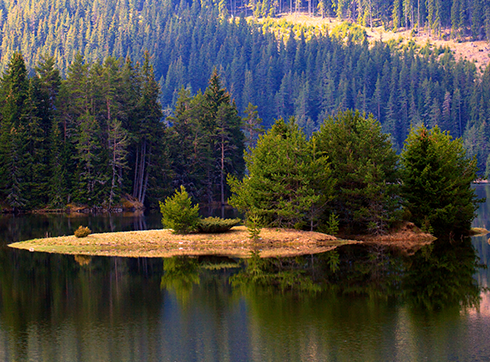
[74, 226, 91, 238]
[322, 213, 339, 236]
[159, 186, 200, 234]
[228, 117, 335, 229]
[400, 125, 480, 237]
[246, 212, 263, 241]
[167, 70, 245, 206]
[161, 256, 200, 306]
[326, 250, 340, 273]
[196, 217, 241, 233]
[315, 110, 400, 234]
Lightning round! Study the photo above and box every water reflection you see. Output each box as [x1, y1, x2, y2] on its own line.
[161, 257, 200, 305]
[405, 240, 482, 311]
[0, 209, 489, 361]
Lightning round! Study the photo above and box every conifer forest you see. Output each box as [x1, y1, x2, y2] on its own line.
[0, 0, 489, 212]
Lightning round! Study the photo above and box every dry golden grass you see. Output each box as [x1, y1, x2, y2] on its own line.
[257, 13, 490, 70]
[8, 226, 356, 258]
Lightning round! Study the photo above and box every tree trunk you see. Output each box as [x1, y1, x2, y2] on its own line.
[140, 145, 151, 205]
[137, 140, 147, 202]
[133, 147, 140, 199]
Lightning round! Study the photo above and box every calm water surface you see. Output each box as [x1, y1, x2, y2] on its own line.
[1, 187, 490, 362]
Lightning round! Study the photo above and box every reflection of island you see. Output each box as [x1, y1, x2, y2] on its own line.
[0, 239, 486, 361]
[227, 238, 484, 313]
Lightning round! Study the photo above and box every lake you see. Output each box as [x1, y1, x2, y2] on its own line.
[1, 186, 490, 362]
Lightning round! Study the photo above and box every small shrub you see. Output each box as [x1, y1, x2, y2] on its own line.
[246, 212, 262, 240]
[197, 217, 241, 233]
[323, 213, 339, 236]
[74, 226, 91, 238]
[159, 186, 200, 234]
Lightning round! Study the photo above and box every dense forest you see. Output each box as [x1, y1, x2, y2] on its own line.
[1, 0, 489, 168]
[0, 51, 248, 211]
[0, 0, 489, 211]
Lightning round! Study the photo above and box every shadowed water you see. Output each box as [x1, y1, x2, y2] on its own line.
[0, 190, 489, 361]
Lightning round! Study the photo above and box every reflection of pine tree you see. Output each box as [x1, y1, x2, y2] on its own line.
[405, 241, 481, 310]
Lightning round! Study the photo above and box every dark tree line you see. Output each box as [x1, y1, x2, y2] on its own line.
[0, 53, 245, 210]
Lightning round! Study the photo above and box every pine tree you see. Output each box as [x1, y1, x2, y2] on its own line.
[393, 0, 401, 31]
[48, 120, 66, 208]
[73, 113, 103, 205]
[485, 7, 490, 41]
[228, 117, 334, 230]
[316, 110, 400, 234]
[0, 52, 30, 209]
[400, 125, 480, 237]
[242, 102, 264, 152]
[132, 52, 164, 205]
[451, 0, 461, 38]
[107, 118, 128, 207]
[472, 0, 483, 40]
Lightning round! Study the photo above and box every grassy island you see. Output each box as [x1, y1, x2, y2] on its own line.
[8, 221, 444, 258]
[8, 226, 358, 258]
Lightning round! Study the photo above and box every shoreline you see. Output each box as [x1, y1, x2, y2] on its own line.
[8, 225, 440, 259]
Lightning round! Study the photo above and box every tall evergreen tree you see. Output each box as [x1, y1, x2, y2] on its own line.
[0, 52, 30, 209]
[132, 52, 165, 205]
[316, 110, 400, 234]
[228, 117, 334, 230]
[400, 125, 480, 237]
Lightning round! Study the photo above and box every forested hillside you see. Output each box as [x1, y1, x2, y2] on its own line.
[2, 0, 489, 167]
[240, 0, 490, 42]
[0, 0, 489, 211]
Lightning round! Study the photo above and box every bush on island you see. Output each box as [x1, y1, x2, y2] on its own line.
[159, 185, 200, 234]
[74, 226, 91, 238]
[197, 217, 241, 233]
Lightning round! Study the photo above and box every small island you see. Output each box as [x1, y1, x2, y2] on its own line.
[9, 226, 357, 258]
[8, 220, 443, 258]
